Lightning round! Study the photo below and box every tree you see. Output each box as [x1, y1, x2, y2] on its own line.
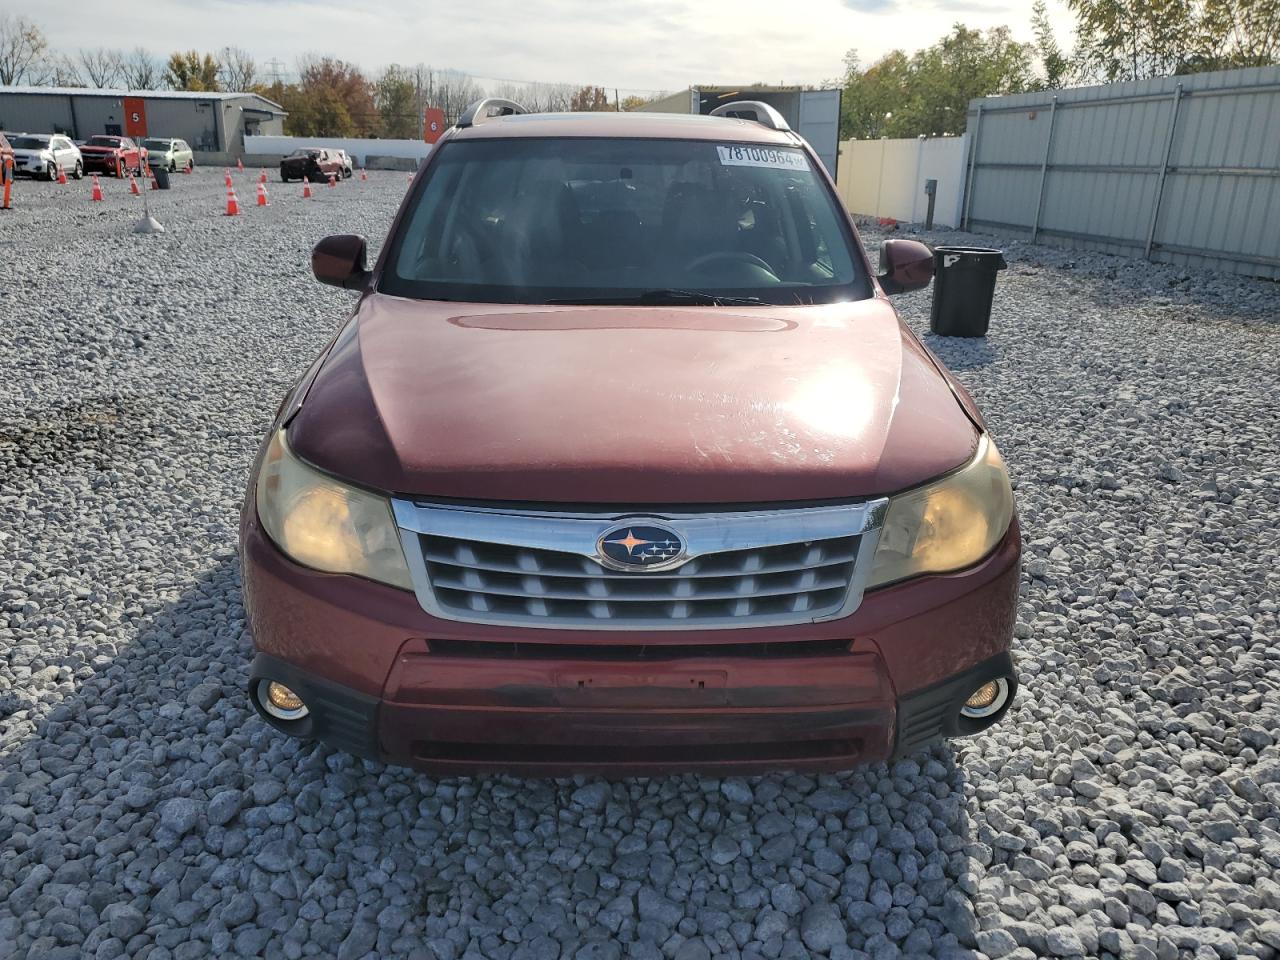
[375, 64, 419, 138]
[166, 50, 220, 91]
[839, 50, 912, 139]
[1063, 0, 1280, 80]
[839, 26, 1035, 139]
[1165, 0, 1279, 72]
[429, 68, 487, 126]
[297, 56, 377, 135]
[79, 48, 123, 88]
[1068, 0, 1202, 80]
[1032, 0, 1072, 88]
[570, 85, 612, 111]
[218, 46, 257, 91]
[121, 48, 161, 90]
[0, 14, 48, 85]
[620, 94, 655, 111]
[284, 86, 356, 137]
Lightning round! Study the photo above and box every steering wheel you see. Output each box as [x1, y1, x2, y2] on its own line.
[686, 250, 777, 277]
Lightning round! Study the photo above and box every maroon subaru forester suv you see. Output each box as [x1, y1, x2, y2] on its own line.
[240, 99, 1020, 775]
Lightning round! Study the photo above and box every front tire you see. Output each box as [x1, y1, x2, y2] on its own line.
[72, 161, 83, 180]
[45, 163, 57, 181]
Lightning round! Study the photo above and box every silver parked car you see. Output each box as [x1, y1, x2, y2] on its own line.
[9, 133, 83, 180]
[142, 137, 195, 173]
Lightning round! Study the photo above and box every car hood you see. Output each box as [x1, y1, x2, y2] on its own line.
[288, 294, 979, 504]
[12, 148, 51, 158]
[79, 145, 119, 154]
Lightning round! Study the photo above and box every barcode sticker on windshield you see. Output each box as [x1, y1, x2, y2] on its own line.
[716, 145, 809, 171]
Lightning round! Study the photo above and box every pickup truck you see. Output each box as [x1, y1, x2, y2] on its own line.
[79, 135, 144, 177]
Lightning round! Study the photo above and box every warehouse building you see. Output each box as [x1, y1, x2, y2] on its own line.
[0, 86, 286, 164]
[640, 84, 842, 178]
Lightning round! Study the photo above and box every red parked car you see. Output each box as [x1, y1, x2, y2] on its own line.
[241, 100, 1020, 775]
[79, 135, 143, 176]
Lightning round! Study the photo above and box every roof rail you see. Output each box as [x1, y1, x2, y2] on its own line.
[456, 98, 528, 129]
[709, 101, 791, 132]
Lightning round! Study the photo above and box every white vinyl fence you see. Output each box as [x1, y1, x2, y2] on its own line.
[243, 135, 432, 169]
[835, 136, 968, 228]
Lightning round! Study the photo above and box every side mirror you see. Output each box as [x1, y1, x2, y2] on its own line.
[878, 239, 935, 295]
[312, 234, 371, 290]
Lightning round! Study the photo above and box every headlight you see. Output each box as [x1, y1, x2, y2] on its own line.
[867, 434, 1014, 588]
[255, 430, 412, 589]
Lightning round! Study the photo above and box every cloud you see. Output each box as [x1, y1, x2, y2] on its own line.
[841, 0, 898, 11]
[28, 0, 1056, 93]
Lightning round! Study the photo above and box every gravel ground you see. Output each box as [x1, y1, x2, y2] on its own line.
[1, 169, 1278, 960]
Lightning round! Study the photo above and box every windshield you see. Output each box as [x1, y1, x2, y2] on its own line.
[87, 136, 120, 147]
[11, 136, 49, 149]
[382, 138, 868, 305]
[144, 139, 171, 150]
[288, 150, 319, 159]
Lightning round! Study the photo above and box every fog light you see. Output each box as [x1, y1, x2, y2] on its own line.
[258, 681, 309, 721]
[960, 678, 1009, 719]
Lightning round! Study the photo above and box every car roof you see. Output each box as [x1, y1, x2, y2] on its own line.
[450, 111, 801, 146]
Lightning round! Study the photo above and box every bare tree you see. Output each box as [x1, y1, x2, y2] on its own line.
[0, 13, 48, 85]
[79, 48, 124, 88]
[44, 54, 85, 87]
[120, 47, 161, 89]
[218, 46, 257, 91]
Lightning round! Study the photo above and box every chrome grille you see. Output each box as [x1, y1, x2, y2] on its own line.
[391, 499, 887, 630]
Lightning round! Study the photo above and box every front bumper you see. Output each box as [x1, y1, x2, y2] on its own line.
[82, 155, 118, 168]
[14, 158, 50, 176]
[242, 512, 1020, 775]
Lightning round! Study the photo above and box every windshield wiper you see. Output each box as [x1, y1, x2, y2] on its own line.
[546, 289, 767, 307]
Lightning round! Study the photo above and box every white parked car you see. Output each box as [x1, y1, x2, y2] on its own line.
[9, 133, 83, 180]
[335, 149, 354, 178]
[143, 137, 195, 173]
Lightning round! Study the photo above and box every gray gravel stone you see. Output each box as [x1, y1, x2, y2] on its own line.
[799, 903, 846, 952]
[158, 797, 200, 835]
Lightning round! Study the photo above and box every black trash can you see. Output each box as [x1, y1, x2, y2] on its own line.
[929, 246, 1006, 337]
[151, 165, 171, 190]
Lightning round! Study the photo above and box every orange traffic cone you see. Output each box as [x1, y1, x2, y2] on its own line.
[237, 157, 244, 171]
[90, 175, 103, 201]
[359, 169, 367, 181]
[130, 174, 140, 196]
[302, 177, 312, 199]
[258, 170, 267, 184]
[225, 170, 233, 187]
[57, 164, 68, 185]
[225, 187, 239, 216]
[256, 183, 269, 207]
[328, 173, 336, 188]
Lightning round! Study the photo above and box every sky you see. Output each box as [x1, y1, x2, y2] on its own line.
[13, 0, 1077, 94]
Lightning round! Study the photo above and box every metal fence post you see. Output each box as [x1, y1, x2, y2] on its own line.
[962, 104, 983, 230]
[1145, 83, 1184, 259]
[1031, 96, 1058, 242]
